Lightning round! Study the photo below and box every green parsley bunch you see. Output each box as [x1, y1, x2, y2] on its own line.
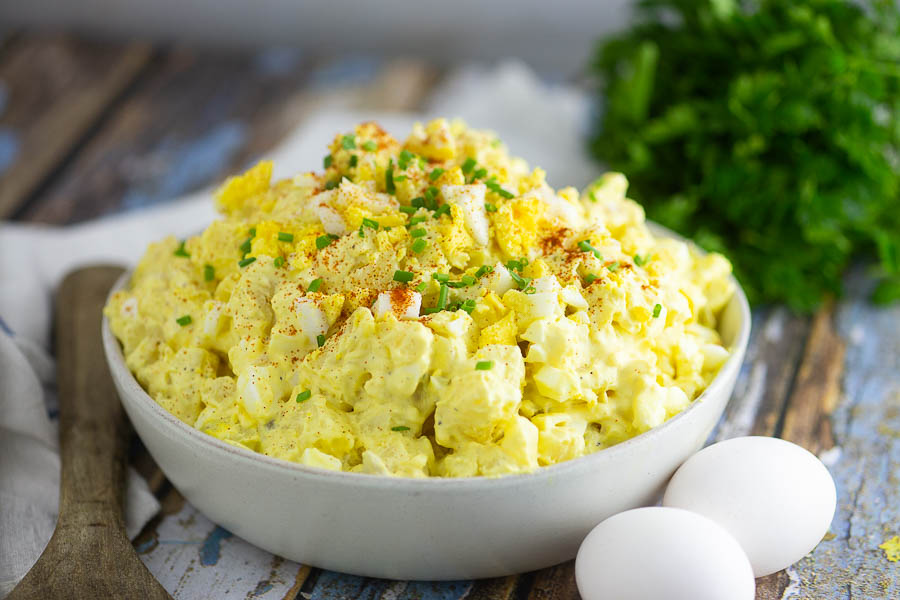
[591, 0, 900, 311]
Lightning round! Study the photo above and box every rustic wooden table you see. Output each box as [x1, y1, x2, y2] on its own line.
[1, 33, 897, 600]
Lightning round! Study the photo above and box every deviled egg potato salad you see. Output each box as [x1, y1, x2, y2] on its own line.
[105, 119, 735, 478]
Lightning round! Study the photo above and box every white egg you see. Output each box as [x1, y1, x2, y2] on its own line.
[313, 194, 347, 235]
[485, 263, 515, 295]
[371, 290, 422, 319]
[663, 436, 837, 576]
[293, 298, 329, 346]
[442, 183, 490, 246]
[576, 507, 755, 600]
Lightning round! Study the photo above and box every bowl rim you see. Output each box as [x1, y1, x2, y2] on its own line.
[102, 223, 751, 491]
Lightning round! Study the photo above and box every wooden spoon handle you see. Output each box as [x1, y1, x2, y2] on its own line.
[9, 265, 170, 600]
[55, 266, 128, 531]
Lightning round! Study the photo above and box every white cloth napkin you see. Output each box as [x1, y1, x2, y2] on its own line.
[0, 61, 593, 596]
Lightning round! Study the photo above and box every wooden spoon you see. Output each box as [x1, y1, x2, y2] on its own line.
[8, 266, 171, 600]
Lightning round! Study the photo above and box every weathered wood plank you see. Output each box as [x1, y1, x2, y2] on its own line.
[16, 53, 437, 225]
[137, 502, 308, 598]
[464, 576, 519, 600]
[527, 563, 579, 600]
[779, 302, 846, 455]
[0, 35, 153, 218]
[773, 272, 900, 599]
[711, 306, 811, 443]
[754, 303, 848, 599]
[398, 580, 473, 600]
[14, 46, 314, 224]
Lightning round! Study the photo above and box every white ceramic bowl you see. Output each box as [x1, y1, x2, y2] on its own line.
[103, 228, 750, 580]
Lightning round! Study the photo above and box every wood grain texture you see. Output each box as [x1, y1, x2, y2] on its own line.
[7, 266, 170, 600]
[16, 50, 437, 225]
[779, 302, 846, 454]
[711, 307, 811, 443]
[0, 35, 152, 217]
[15, 46, 309, 224]
[527, 563, 579, 600]
[136, 501, 308, 598]
[775, 272, 900, 599]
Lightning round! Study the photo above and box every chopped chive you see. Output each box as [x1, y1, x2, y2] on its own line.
[174, 241, 190, 257]
[341, 134, 356, 149]
[386, 160, 396, 194]
[349, 155, 358, 168]
[363, 140, 378, 152]
[472, 167, 488, 179]
[394, 174, 408, 182]
[412, 238, 427, 253]
[249, 227, 256, 237]
[239, 256, 256, 268]
[278, 232, 294, 242]
[429, 168, 445, 182]
[589, 189, 598, 203]
[461, 274, 476, 286]
[432, 273, 450, 282]
[323, 154, 333, 168]
[475, 265, 494, 278]
[362, 218, 379, 230]
[316, 234, 338, 250]
[411, 196, 425, 208]
[398, 149, 415, 170]
[274, 256, 284, 268]
[475, 360, 494, 370]
[204, 264, 215, 281]
[399, 205, 418, 214]
[486, 180, 514, 199]
[433, 204, 451, 218]
[634, 254, 650, 267]
[505, 258, 528, 272]
[415, 281, 428, 293]
[239, 237, 253, 254]
[393, 270, 415, 283]
[459, 299, 477, 314]
[422, 306, 441, 314]
[584, 273, 599, 285]
[176, 315, 192, 326]
[296, 389, 312, 403]
[437, 283, 449, 309]
[407, 216, 428, 228]
[409, 228, 427, 238]
[578, 239, 602, 260]
[653, 303, 663, 318]
[317, 334, 326, 347]
[324, 180, 339, 190]
[607, 261, 620, 272]
[308, 278, 323, 293]
[358, 226, 365, 238]
[510, 271, 532, 291]
[446, 281, 467, 288]
[484, 202, 497, 213]
[425, 186, 439, 201]
[461, 157, 476, 174]
[391, 425, 410, 432]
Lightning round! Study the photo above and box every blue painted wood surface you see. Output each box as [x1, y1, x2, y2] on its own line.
[789, 272, 900, 599]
